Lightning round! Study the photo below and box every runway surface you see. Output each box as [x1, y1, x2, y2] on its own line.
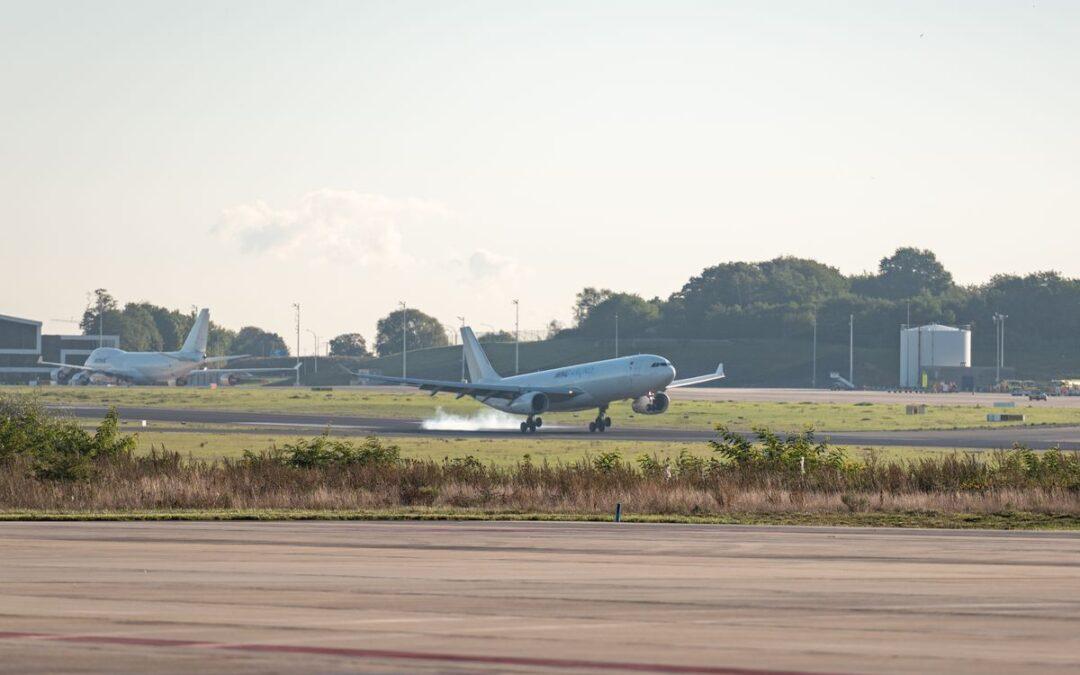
[1, 521, 1078, 674]
[58, 404, 1080, 449]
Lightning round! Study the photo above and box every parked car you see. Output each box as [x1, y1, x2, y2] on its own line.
[1028, 391, 1048, 401]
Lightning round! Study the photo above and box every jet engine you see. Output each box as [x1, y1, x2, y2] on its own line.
[508, 391, 549, 415]
[631, 391, 670, 414]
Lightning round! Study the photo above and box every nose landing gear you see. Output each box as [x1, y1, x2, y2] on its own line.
[588, 407, 612, 433]
[519, 416, 543, 433]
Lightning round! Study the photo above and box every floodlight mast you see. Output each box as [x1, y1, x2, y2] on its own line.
[307, 329, 318, 374]
[292, 303, 301, 386]
[400, 301, 407, 379]
[513, 299, 520, 374]
[457, 316, 466, 382]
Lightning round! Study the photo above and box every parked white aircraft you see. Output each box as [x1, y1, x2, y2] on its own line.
[355, 327, 725, 433]
[38, 308, 295, 385]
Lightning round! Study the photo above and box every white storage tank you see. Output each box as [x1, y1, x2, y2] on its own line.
[899, 324, 971, 388]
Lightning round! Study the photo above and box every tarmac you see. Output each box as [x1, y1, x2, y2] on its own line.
[57, 404, 1080, 450]
[1, 521, 1078, 673]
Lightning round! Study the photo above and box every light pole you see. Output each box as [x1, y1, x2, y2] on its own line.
[811, 315, 817, 389]
[993, 313, 1008, 384]
[848, 314, 854, 388]
[399, 301, 407, 378]
[614, 312, 619, 357]
[292, 303, 301, 386]
[513, 299, 520, 375]
[457, 316, 466, 381]
[307, 329, 318, 374]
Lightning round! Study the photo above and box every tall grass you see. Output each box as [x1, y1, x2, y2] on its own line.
[2, 394, 1078, 517]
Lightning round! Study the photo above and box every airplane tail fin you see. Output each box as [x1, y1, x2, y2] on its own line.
[181, 308, 210, 356]
[461, 327, 500, 382]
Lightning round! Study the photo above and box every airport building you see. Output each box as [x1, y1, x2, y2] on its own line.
[0, 313, 118, 384]
[898, 323, 1000, 390]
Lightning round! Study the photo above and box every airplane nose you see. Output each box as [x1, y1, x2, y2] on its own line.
[664, 365, 676, 387]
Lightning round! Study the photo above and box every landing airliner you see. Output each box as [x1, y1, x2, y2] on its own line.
[356, 327, 724, 433]
[39, 308, 294, 385]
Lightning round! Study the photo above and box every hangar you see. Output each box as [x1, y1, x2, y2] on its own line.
[0, 313, 118, 384]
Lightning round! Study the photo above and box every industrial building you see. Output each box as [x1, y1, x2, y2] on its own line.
[0, 313, 118, 384]
[898, 323, 1003, 391]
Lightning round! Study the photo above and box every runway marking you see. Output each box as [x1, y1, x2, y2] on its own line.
[0, 630, 835, 674]
[234, 422, 375, 430]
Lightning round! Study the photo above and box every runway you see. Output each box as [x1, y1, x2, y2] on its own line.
[1, 521, 1078, 673]
[58, 405, 1080, 450]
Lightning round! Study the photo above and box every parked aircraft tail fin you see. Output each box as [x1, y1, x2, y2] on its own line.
[461, 326, 501, 382]
[181, 308, 210, 356]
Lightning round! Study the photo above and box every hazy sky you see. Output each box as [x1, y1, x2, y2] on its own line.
[3, 1, 1078, 349]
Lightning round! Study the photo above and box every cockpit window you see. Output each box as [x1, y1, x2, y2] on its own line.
[651, 361, 671, 367]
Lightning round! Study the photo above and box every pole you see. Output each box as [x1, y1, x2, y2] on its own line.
[811, 315, 817, 388]
[993, 314, 1001, 384]
[993, 315, 1002, 371]
[513, 299, 520, 374]
[98, 294, 104, 349]
[292, 303, 301, 386]
[457, 316, 466, 382]
[615, 312, 619, 358]
[307, 329, 318, 374]
[848, 313, 854, 387]
[399, 302, 407, 379]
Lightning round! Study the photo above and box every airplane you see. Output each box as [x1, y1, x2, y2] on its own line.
[38, 308, 296, 386]
[351, 326, 725, 433]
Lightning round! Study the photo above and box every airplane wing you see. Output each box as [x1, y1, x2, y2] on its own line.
[667, 363, 725, 389]
[347, 370, 584, 402]
[198, 364, 301, 375]
[37, 358, 97, 372]
[201, 355, 249, 365]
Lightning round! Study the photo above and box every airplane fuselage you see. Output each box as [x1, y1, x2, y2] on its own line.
[76, 348, 205, 385]
[480, 354, 676, 413]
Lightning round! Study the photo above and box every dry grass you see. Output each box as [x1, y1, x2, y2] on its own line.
[1, 449, 1077, 519]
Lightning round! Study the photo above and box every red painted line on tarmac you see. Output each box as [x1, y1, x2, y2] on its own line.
[0, 630, 833, 674]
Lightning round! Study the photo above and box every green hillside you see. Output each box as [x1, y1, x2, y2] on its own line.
[242, 337, 896, 388]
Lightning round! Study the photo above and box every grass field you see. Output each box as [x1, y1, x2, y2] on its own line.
[24, 385, 1080, 432]
[94, 423, 974, 465]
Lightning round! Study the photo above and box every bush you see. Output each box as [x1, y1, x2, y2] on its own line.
[0, 395, 135, 481]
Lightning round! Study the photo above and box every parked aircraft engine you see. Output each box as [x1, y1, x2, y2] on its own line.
[631, 391, 670, 414]
[508, 391, 549, 415]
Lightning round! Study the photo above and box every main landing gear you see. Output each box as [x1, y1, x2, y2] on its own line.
[588, 407, 612, 433]
[519, 416, 543, 433]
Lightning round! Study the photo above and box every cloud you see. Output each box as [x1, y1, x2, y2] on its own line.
[213, 189, 450, 266]
[464, 248, 521, 282]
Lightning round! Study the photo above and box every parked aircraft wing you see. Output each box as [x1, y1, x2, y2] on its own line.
[37, 358, 98, 372]
[667, 363, 724, 389]
[346, 370, 583, 402]
[198, 363, 301, 375]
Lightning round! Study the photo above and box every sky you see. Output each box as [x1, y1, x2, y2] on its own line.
[2, 1, 1078, 350]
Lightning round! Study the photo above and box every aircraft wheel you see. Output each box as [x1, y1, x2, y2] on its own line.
[534, 417, 543, 428]
[528, 421, 537, 433]
[596, 420, 606, 432]
[588, 421, 596, 433]
[520, 421, 528, 434]
[604, 416, 612, 428]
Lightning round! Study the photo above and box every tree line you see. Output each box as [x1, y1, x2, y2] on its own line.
[561, 247, 1080, 365]
[82, 247, 1080, 369]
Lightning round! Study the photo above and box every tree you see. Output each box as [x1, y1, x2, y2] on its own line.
[79, 289, 121, 341]
[374, 308, 448, 356]
[873, 247, 954, 299]
[478, 330, 514, 343]
[577, 293, 660, 337]
[329, 333, 370, 357]
[545, 319, 565, 339]
[117, 304, 164, 351]
[572, 287, 612, 325]
[231, 326, 289, 357]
